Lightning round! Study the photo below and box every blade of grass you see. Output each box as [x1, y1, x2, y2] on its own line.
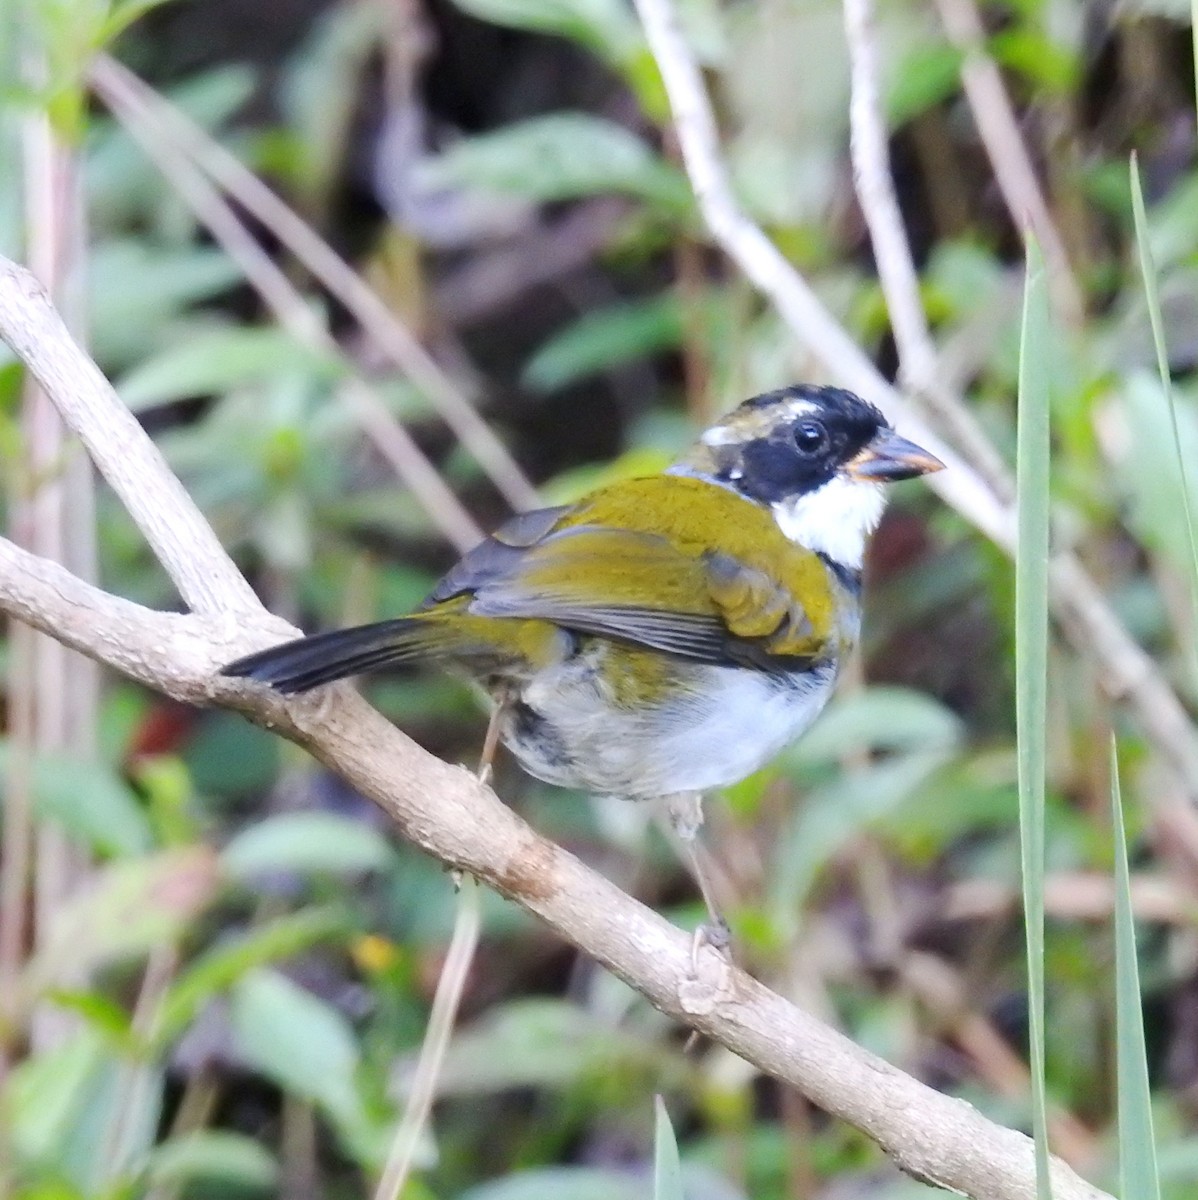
[653, 1096, 684, 1200]
[1192, 0, 1197, 142]
[1016, 233, 1053, 1200]
[1109, 739, 1162, 1200]
[1129, 152, 1198, 625]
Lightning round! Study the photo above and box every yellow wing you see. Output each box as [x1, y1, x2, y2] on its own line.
[431, 513, 833, 670]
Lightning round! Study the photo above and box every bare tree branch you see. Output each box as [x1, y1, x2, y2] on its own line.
[631, 0, 1008, 545]
[0, 255, 1113, 1200]
[90, 55, 541, 515]
[630, 0, 1198, 801]
[839, 0, 1198, 909]
[842, 0, 1014, 500]
[0, 264, 257, 618]
[94, 67, 483, 554]
[932, 0, 1083, 326]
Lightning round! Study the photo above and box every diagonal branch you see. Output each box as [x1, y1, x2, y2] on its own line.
[0, 254, 1112, 1200]
[932, 0, 1083, 326]
[0, 264, 257, 619]
[89, 55, 540, 515]
[842, 0, 1014, 501]
[94, 65, 483, 554]
[630, 0, 1198, 801]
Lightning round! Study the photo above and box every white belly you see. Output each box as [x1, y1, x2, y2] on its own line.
[502, 657, 837, 799]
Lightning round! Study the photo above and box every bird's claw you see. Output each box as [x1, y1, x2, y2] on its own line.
[690, 917, 732, 974]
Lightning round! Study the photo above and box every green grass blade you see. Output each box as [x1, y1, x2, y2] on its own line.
[653, 1096, 684, 1200]
[1110, 739, 1162, 1200]
[1017, 233, 1053, 1200]
[1129, 152, 1198, 609]
[1192, 0, 1197, 140]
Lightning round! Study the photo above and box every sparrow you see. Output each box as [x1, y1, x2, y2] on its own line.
[222, 384, 943, 935]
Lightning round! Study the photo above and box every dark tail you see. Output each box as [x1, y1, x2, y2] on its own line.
[221, 617, 447, 694]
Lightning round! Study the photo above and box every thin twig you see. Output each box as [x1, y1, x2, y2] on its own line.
[97, 70, 482, 555]
[375, 701, 504, 1200]
[19, 52, 97, 1036]
[0, 252, 1113, 1200]
[843, 0, 934, 379]
[374, 879, 481, 1199]
[842, 0, 1013, 500]
[932, 0, 1084, 326]
[630, 0, 1198, 800]
[630, 0, 1008, 545]
[90, 55, 540, 514]
[942, 871, 1194, 924]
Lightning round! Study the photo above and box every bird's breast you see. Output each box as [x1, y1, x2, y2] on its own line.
[501, 647, 839, 799]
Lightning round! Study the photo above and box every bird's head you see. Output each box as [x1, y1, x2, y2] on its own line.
[676, 384, 944, 570]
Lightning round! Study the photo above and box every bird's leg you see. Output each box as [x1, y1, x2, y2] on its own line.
[477, 695, 507, 787]
[451, 697, 507, 891]
[665, 792, 732, 967]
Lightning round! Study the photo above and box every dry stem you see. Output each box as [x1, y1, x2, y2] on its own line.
[932, 0, 1083, 326]
[95, 69, 483, 554]
[90, 55, 539, 514]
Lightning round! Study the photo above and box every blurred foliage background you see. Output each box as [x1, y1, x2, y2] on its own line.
[1, 0, 1197, 1196]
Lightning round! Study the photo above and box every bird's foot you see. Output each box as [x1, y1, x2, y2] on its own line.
[679, 916, 735, 1046]
[690, 916, 732, 974]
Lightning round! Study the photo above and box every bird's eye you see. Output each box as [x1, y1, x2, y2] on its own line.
[793, 420, 828, 456]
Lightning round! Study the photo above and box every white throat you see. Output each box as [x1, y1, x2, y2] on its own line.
[772, 475, 887, 569]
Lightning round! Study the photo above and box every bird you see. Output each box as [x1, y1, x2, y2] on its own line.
[222, 384, 943, 941]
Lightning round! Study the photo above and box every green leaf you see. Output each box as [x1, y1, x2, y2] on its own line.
[44, 989, 135, 1046]
[157, 907, 348, 1043]
[2, 1015, 163, 1187]
[184, 709, 280, 799]
[144, 1131, 279, 1193]
[428, 998, 677, 1096]
[1110, 741, 1162, 1200]
[448, 0, 642, 66]
[1115, 375, 1198, 575]
[785, 686, 963, 764]
[886, 43, 963, 126]
[222, 812, 396, 879]
[524, 294, 684, 392]
[654, 1097, 685, 1200]
[2, 1026, 109, 1166]
[1129, 153, 1198, 647]
[26, 849, 219, 995]
[990, 28, 1079, 92]
[0, 744, 152, 856]
[229, 968, 364, 1129]
[1138, 172, 1198, 270]
[770, 753, 949, 919]
[117, 327, 341, 412]
[418, 113, 690, 211]
[86, 241, 241, 370]
[1016, 234, 1053, 1200]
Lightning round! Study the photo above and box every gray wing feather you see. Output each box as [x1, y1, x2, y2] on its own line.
[425, 504, 573, 606]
